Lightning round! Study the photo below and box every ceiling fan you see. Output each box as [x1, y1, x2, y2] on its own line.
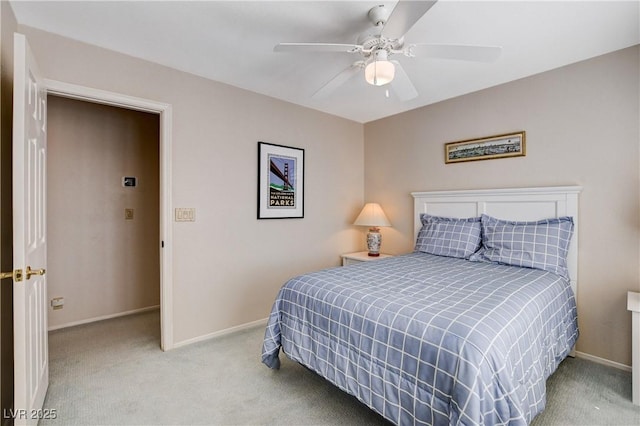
[274, 0, 502, 101]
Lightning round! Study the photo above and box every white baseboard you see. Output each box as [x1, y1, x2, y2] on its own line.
[575, 350, 632, 372]
[48, 305, 160, 331]
[49, 311, 633, 376]
[173, 317, 268, 349]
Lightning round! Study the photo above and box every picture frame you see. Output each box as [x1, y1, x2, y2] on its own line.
[444, 131, 526, 164]
[257, 142, 304, 219]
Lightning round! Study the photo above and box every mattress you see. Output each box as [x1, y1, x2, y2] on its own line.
[262, 252, 578, 425]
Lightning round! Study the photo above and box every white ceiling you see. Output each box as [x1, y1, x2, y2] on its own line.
[9, 0, 640, 123]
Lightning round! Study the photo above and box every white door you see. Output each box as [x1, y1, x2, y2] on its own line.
[12, 33, 48, 425]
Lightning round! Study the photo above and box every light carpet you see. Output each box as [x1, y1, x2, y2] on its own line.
[40, 310, 639, 425]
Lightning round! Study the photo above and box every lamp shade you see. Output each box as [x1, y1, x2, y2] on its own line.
[364, 50, 395, 86]
[354, 203, 391, 228]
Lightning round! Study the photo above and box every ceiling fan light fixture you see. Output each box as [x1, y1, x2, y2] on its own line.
[365, 50, 395, 86]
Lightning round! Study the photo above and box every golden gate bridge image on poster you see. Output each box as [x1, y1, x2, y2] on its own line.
[268, 155, 296, 208]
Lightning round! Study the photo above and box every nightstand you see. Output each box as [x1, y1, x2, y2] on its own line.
[341, 251, 393, 266]
[628, 291, 640, 405]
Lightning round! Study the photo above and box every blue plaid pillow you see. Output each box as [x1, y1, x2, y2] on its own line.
[414, 214, 482, 259]
[471, 214, 574, 278]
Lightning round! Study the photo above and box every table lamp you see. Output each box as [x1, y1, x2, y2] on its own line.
[354, 203, 391, 256]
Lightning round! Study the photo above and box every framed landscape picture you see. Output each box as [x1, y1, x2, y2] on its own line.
[445, 131, 526, 164]
[257, 142, 304, 219]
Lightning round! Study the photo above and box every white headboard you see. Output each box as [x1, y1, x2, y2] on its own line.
[411, 186, 582, 297]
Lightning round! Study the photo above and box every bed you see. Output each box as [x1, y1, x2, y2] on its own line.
[262, 186, 581, 425]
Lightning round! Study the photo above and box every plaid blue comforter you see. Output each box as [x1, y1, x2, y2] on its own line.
[262, 253, 578, 425]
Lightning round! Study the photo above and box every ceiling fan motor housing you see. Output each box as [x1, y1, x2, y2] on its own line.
[358, 6, 404, 57]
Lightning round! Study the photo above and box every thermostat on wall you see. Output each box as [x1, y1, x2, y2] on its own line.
[122, 176, 137, 187]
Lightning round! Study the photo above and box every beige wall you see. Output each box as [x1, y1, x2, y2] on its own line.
[46, 95, 160, 328]
[0, 1, 17, 416]
[364, 46, 640, 367]
[18, 26, 364, 344]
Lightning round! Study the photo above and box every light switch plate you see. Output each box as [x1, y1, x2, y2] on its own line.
[175, 208, 196, 222]
[125, 208, 134, 220]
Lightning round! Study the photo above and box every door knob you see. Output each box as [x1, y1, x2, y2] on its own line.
[0, 269, 23, 282]
[25, 266, 45, 280]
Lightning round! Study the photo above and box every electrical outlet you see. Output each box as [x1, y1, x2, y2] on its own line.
[51, 297, 64, 310]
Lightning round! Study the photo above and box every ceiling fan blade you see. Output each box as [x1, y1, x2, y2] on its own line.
[312, 63, 363, 99]
[390, 61, 418, 101]
[382, 0, 438, 40]
[274, 43, 362, 53]
[409, 44, 502, 62]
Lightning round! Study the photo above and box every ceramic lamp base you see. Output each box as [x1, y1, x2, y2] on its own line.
[366, 227, 382, 257]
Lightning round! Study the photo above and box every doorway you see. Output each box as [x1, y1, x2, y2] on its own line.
[45, 80, 174, 351]
[47, 95, 160, 333]
[3, 36, 174, 421]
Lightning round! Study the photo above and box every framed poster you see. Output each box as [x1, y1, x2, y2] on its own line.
[444, 131, 526, 164]
[257, 142, 304, 219]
